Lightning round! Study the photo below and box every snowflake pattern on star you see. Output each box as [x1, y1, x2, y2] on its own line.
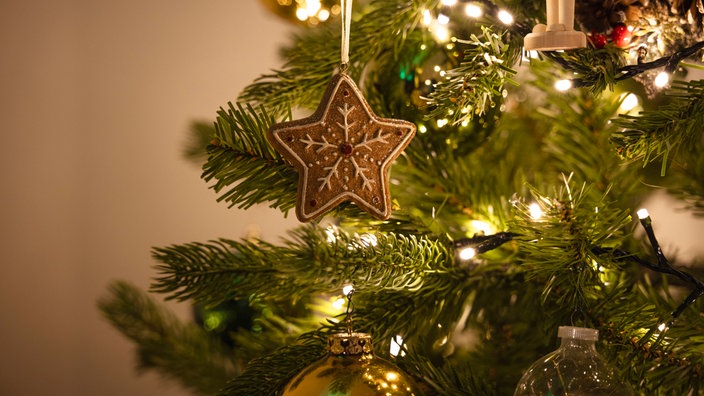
[267, 73, 416, 222]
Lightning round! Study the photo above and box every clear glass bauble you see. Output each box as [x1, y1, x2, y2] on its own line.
[282, 333, 422, 396]
[514, 326, 633, 396]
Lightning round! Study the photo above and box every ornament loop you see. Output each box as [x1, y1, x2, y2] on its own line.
[340, 0, 352, 66]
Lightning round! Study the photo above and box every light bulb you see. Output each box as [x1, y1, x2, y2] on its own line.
[619, 93, 639, 112]
[554, 79, 572, 91]
[441, 0, 458, 6]
[465, 4, 482, 18]
[637, 208, 649, 219]
[459, 247, 476, 260]
[654, 71, 670, 88]
[529, 203, 543, 220]
[497, 9, 514, 25]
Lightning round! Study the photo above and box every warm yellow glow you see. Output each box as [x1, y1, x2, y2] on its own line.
[465, 4, 482, 18]
[619, 93, 639, 112]
[433, 24, 450, 42]
[390, 335, 405, 356]
[469, 219, 494, 234]
[497, 9, 513, 24]
[437, 13, 450, 25]
[332, 297, 346, 310]
[529, 203, 543, 220]
[342, 284, 354, 296]
[386, 372, 399, 381]
[441, 0, 458, 6]
[317, 8, 330, 21]
[554, 79, 572, 91]
[305, 0, 321, 16]
[422, 9, 432, 26]
[419, 124, 427, 133]
[436, 118, 449, 127]
[459, 246, 476, 260]
[295, 7, 308, 21]
[637, 208, 649, 219]
[654, 71, 670, 88]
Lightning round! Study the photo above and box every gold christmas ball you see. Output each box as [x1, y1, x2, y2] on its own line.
[282, 333, 422, 396]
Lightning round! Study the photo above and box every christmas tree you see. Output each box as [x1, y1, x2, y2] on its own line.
[99, 0, 704, 394]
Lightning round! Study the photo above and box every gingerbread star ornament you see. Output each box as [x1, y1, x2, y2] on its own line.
[267, 73, 416, 222]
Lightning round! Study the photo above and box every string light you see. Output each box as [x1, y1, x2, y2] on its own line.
[432, 24, 451, 42]
[437, 13, 450, 25]
[390, 335, 406, 357]
[554, 79, 572, 91]
[459, 246, 476, 260]
[441, 0, 457, 6]
[422, 9, 432, 26]
[528, 203, 543, 220]
[465, 4, 482, 18]
[654, 71, 670, 88]
[637, 208, 649, 219]
[497, 9, 514, 25]
[619, 93, 639, 112]
[342, 284, 354, 296]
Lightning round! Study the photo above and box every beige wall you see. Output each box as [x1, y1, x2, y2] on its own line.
[0, 1, 296, 394]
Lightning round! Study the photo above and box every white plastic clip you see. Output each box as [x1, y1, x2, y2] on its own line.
[524, 0, 586, 51]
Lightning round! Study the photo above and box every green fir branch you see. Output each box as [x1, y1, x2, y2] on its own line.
[219, 332, 327, 396]
[98, 281, 237, 395]
[611, 79, 704, 176]
[240, 0, 438, 115]
[201, 102, 297, 212]
[426, 26, 518, 125]
[151, 225, 454, 307]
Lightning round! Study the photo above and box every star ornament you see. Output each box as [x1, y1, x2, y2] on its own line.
[267, 73, 416, 222]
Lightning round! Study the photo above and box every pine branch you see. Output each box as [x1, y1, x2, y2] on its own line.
[151, 225, 454, 307]
[240, 0, 438, 115]
[425, 27, 518, 126]
[218, 332, 327, 396]
[98, 281, 236, 395]
[611, 79, 704, 176]
[201, 102, 297, 212]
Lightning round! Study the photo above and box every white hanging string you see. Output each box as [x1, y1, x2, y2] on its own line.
[340, 0, 353, 70]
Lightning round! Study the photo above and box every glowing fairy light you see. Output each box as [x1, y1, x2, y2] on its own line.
[342, 284, 354, 296]
[422, 9, 432, 26]
[390, 335, 406, 357]
[619, 93, 639, 112]
[529, 202, 544, 220]
[654, 71, 670, 88]
[317, 8, 330, 21]
[465, 3, 482, 18]
[433, 24, 451, 42]
[437, 13, 450, 24]
[497, 9, 514, 25]
[332, 297, 346, 310]
[554, 79, 572, 91]
[441, 0, 458, 6]
[459, 246, 476, 260]
[469, 219, 494, 234]
[305, 0, 321, 15]
[437, 118, 449, 128]
[658, 322, 668, 332]
[637, 208, 650, 219]
[295, 7, 308, 21]
[419, 124, 427, 133]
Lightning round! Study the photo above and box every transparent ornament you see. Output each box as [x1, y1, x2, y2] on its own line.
[514, 326, 633, 396]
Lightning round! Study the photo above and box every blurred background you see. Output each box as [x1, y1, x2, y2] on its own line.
[0, 1, 297, 395]
[1, 1, 702, 395]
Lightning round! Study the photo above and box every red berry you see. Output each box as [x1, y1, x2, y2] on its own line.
[611, 23, 631, 48]
[589, 33, 607, 49]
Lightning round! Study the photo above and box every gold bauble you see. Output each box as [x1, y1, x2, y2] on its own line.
[282, 333, 422, 396]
